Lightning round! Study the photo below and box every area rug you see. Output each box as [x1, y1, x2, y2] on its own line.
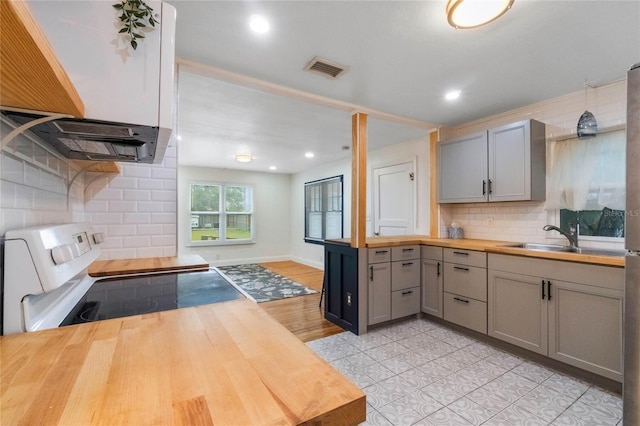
[217, 264, 317, 303]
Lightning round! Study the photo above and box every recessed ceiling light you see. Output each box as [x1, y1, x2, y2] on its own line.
[445, 90, 462, 101]
[305, 152, 314, 158]
[269, 166, 277, 170]
[249, 14, 269, 33]
[176, 134, 183, 141]
[235, 153, 252, 163]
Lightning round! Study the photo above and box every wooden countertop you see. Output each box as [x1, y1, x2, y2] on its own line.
[88, 255, 209, 277]
[328, 235, 625, 267]
[0, 299, 366, 425]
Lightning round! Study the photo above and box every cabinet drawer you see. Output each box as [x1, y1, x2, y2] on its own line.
[444, 292, 487, 334]
[444, 248, 487, 268]
[421, 245, 443, 261]
[443, 263, 487, 301]
[391, 260, 420, 291]
[392, 287, 420, 319]
[391, 245, 420, 261]
[368, 247, 391, 264]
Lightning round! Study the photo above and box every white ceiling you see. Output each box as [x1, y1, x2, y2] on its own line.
[169, 0, 640, 173]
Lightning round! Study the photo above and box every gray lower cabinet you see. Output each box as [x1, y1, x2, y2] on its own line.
[391, 246, 420, 320]
[488, 253, 624, 382]
[368, 248, 391, 325]
[442, 248, 488, 333]
[367, 245, 420, 326]
[421, 246, 443, 318]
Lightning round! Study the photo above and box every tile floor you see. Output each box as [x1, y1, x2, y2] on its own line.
[306, 318, 623, 426]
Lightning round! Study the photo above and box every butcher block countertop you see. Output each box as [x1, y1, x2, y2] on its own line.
[88, 254, 209, 277]
[0, 299, 366, 425]
[328, 235, 624, 267]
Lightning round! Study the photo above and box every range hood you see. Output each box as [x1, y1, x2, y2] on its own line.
[2, 110, 160, 163]
[1, 1, 176, 164]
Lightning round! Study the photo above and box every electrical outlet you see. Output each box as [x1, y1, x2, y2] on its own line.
[487, 217, 495, 228]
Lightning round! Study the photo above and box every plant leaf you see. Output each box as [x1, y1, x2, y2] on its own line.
[131, 39, 138, 49]
[118, 27, 128, 33]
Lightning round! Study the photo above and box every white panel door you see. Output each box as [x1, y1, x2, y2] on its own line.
[373, 162, 415, 236]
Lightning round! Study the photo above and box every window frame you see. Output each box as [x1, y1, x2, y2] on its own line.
[187, 181, 255, 247]
[304, 175, 344, 245]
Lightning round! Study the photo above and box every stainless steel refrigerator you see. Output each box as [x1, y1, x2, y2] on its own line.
[624, 62, 640, 425]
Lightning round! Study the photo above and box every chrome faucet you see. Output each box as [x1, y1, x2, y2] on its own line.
[543, 224, 579, 248]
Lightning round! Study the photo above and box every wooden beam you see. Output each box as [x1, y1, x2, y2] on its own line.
[0, 0, 84, 116]
[351, 113, 367, 248]
[429, 130, 439, 237]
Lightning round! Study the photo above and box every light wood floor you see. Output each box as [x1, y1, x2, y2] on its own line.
[258, 261, 345, 342]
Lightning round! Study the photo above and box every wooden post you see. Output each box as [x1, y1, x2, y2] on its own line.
[351, 112, 367, 248]
[429, 130, 439, 237]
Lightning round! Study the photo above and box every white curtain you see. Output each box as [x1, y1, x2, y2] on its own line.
[545, 129, 626, 211]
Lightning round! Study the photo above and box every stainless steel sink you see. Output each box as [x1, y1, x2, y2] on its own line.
[507, 243, 626, 257]
[507, 243, 574, 252]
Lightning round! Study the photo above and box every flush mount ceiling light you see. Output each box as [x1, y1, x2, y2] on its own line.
[577, 80, 598, 139]
[249, 14, 269, 33]
[446, 0, 514, 29]
[445, 90, 461, 100]
[235, 153, 252, 163]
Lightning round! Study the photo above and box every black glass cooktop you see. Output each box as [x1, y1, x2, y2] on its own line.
[61, 269, 245, 326]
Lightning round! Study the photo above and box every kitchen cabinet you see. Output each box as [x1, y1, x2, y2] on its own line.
[421, 246, 443, 318]
[438, 119, 546, 203]
[367, 245, 420, 326]
[390, 246, 420, 320]
[368, 248, 391, 325]
[442, 248, 488, 333]
[488, 253, 624, 381]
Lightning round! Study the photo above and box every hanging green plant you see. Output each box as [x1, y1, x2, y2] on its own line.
[112, 0, 159, 50]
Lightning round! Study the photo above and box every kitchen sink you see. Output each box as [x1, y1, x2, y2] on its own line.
[506, 243, 626, 257]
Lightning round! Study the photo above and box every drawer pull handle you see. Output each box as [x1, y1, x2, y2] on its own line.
[402, 290, 414, 295]
[541, 280, 546, 300]
[402, 262, 414, 266]
[437, 262, 441, 277]
[370, 266, 374, 281]
[375, 250, 389, 254]
[482, 180, 486, 195]
[453, 297, 469, 304]
[402, 248, 414, 252]
[453, 251, 469, 256]
[453, 266, 469, 271]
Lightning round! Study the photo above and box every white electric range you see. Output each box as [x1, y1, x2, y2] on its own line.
[2, 223, 245, 335]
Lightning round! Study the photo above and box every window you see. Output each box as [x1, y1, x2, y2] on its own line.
[305, 175, 343, 244]
[189, 183, 253, 244]
[546, 129, 625, 238]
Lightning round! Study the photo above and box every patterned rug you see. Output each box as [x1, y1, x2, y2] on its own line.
[217, 264, 318, 303]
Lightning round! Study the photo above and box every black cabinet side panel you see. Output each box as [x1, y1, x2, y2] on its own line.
[324, 243, 359, 334]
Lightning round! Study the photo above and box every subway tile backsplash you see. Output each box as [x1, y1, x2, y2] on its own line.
[1, 115, 177, 259]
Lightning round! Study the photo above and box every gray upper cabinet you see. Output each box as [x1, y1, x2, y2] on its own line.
[438, 119, 546, 203]
[438, 132, 488, 203]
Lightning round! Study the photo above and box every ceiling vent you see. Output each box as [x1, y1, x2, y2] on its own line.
[304, 57, 350, 79]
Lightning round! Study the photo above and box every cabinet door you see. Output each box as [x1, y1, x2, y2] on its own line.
[438, 132, 488, 203]
[548, 279, 624, 381]
[421, 258, 443, 318]
[368, 263, 391, 325]
[488, 269, 548, 355]
[488, 120, 531, 202]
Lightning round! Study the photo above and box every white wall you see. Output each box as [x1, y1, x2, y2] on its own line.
[439, 79, 626, 249]
[178, 166, 292, 266]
